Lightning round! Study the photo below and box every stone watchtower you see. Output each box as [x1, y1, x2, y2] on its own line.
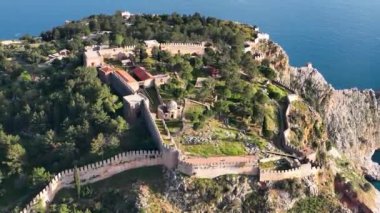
[123, 94, 149, 123]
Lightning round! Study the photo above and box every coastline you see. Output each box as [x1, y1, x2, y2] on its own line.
[267, 40, 380, 192]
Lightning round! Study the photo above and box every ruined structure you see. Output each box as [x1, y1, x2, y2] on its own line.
[84, 45, 136, 67]
[84, 41, 208, 68]
[157, 100, 183, 120]
[20, 150, 176, 213]
[260, 163, 321, 182]
[20, 39, 327, 213]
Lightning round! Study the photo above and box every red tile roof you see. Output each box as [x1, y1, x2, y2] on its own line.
[115, 69, 137, 83]
[99, 65, 114, 74]
[133, 66, 153, 81]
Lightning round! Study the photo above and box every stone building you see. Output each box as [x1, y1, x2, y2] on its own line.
[157, 100, 182, 120]
[84, 45, 135, 67]
[123, 94, 149, 122]
[254, 33, 270, 44]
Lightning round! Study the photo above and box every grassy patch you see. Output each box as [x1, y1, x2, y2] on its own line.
[335, 157, 368, 191]
[267, 84, 287, 101]
[262, 102, 279, 136]
[259, 161, 277, 170]
[184, 141, 247, 157]
[292, 100, 309, 113]
[165, 120, 183, 134]
[184, 104, 206, 121]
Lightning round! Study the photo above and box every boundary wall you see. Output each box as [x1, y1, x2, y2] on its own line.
[109, 72, 137, 96]
[160, 42, 205, 55]
[177, 156, 259, 179]
[281, 95, 305, 157]
[141, 100, 165, 149]
[259, 163, 321, 182]
[21, 150, 169, 213]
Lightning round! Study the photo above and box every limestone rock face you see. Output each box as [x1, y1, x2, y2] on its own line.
[269, 40, 380, 180]
[164, 170, 255, 212]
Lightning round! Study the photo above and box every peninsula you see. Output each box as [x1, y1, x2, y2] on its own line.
[0, 11, 379, 213]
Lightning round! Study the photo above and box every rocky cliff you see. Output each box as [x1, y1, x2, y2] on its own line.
[288, 66, 380, 180]
[268, 41, 380, 178]
[268, 41, 380, 210]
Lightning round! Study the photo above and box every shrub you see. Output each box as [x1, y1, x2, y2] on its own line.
[267, 84, 287, 101]
[326, 140, 332, 151]
[259, 65, 277, 80]
[362, 183, 372, 192]
[289, 196, 340, 213]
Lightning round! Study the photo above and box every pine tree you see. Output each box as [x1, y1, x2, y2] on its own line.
[74, 166, 81, 199]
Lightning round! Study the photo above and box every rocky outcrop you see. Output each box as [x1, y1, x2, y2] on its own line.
[164, 170, 256, 212]
[269, 41, 380, 181]
[263, 40, 380, 211]
[290, 67, 380, 181]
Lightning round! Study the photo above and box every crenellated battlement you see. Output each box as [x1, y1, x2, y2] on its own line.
[20, 150, 165, 213]
[259, 163, 321, 182]
[177, 156, 259, 178]
[159, 42, 206, 55]
[160, 42, 204, 47]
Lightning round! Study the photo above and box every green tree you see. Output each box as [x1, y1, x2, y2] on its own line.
[32, 198, 45, 213]
[74, 166, 81, 199]
[113, 34, 124, 47]
[90, 133, 106, 156]
[0, 130, 26, 175]
[29, 167, 51, 188]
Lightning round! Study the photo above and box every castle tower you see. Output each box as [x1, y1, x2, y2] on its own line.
[123, 94, 149, 123]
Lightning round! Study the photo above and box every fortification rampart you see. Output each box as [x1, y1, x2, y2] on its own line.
[141, 100, 165, 149]
[110, 72, 137, 96]
[20, 150, 169, 213]
[160, 42, 204, 47]
[281, 94, 305, 157]
[84, 45, 136, 67]
[160, 42, 206, 55]
[259, 163, 321, 182]
[178, 156, 259, 178]
[272, 80, 297, 94]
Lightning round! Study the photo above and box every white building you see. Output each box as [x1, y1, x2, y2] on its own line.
[121, 11, 133, 20]
[254, 33, 270, 44]
[157, 100, 183, 120]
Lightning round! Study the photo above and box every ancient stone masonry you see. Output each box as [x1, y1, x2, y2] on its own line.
[259, 163, 321, 182]
[141, 100, 166, 149]
[160, 42, 206, 55]
[177, 156, 259, 179]
[282, 95, 305, 158]
[109, 71, 136, 96]
[84, 45, 136, 67]
[20, 40, 333, 212]
[20, 150, 174, 213]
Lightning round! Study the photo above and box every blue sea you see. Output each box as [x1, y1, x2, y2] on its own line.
[1, 0, 380, 188]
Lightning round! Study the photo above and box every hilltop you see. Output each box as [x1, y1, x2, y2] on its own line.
[0, 11, 379, 212]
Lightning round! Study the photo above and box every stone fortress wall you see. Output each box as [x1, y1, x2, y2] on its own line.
[20, 150, 174, 213]
[85, 41, 208, 67]
[282, 94, 305, 157]
[259, 93, 321, 182]
[109, 72, 136, 96]
[160, 42, 206, 55]
[21, 37, 325, 212]
[178, 156, 259, 179]
[141, 100, 166, 149]
[260, 162, 321, 182]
